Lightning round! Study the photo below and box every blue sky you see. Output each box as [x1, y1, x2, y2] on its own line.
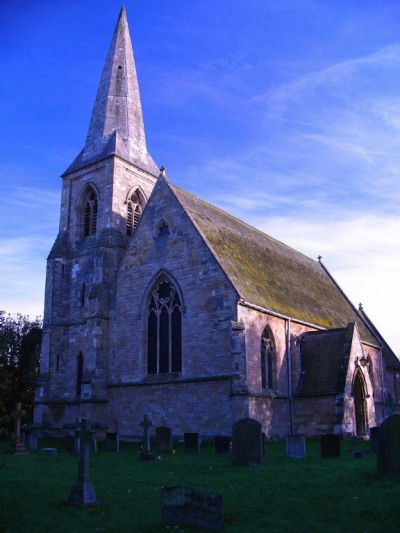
[1, 0, 399, 355]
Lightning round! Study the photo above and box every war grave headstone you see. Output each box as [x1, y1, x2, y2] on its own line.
[370, 426, 380, 453]
[184, 432, 200, 454]
[321, 433, 341, 458]
[161, 486, 224, 531]
[140, 414, 154, 460]
[231, 418, 262, 466]
[377, 414, 400, 473]
[156, 426, 173, 453]
[67, 418, 99, 506]
[13, 403, 27, 455]
[286, 435, 306, 459]
[214, 436, 231, 454]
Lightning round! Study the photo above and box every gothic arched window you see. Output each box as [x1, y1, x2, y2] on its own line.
[261, 327, 274, 390]
[127, 190, 144, 236]
[83, 188, 98, 237]
[147, 276, 182, 374]
[76, 352, 84, 397]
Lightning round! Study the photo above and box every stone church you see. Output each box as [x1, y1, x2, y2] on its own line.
[34, 8, 400, 439]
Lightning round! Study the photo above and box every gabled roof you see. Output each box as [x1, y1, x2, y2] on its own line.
[295, 324, 355, 395]
[169, 181, 379, 346]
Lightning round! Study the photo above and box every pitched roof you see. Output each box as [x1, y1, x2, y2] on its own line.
[295, 324, 354, 395]
[169, 182, 378, 345]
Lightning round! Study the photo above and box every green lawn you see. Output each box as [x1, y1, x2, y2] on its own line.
[0, 438, 399, 532]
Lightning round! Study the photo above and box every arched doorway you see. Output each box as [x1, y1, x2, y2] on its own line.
[354, 370, 367, 436]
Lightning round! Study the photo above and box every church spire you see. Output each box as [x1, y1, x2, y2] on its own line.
[64, 7, 158, 176]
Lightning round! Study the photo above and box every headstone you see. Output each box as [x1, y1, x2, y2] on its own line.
[286, 435, 306, 458]
[231, 418, 262, 466]
[370, 426, 380, 453]
[27, 434, 38, 450]
[184, 432, 200, 454]
[140, 414, 154, 460]
[321, 433, 341, 458]
[161, 486, 224, 531]
[262, 432, 267, 456]
[106, 432, 120, 452]
[156, 426, 173, 453]
[214, 436, 231, 454]
[67, 418, 99, 506]
[13, 403, 27, 455]
[377, 414, 400, 473]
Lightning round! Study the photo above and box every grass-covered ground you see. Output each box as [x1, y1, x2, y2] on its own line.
[0, 438, 399, 532]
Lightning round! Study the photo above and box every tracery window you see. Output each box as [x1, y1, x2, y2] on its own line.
[147, 276, 182, 374]
[261, 327, 274, 390]
[127, 190, 143, 236]
[83, 188, 98, 236]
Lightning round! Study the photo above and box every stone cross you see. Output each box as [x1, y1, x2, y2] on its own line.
[67, 418, 99, 506]
[140, 414, 154, 461]
[14, 402, 27, 455]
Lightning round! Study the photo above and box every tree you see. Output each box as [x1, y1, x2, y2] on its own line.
[0, 311, 42, 436]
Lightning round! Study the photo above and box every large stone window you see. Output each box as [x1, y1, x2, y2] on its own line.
[261, 327, 274, 390]
[147, 275, 182, 374]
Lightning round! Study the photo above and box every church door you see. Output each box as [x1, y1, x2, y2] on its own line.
[354, 371, 367, 436]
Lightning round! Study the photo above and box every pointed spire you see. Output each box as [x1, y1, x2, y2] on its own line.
[64, 7, 158, 176]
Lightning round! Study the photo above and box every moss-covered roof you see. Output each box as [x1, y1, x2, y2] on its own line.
[170, 183, 377, 345]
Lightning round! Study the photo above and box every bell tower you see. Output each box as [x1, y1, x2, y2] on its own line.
[35, 8, 159, 429]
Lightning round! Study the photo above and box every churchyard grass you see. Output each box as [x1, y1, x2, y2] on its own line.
[1, 438, 399, 532]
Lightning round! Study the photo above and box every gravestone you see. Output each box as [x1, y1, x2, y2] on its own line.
[13, 403, 27, 455]
[156, 426, 173, 453]
[161, 486, 223, 531]
[67, 418, 99, 506]
[231, 418, 262, 466]
[140, 414, 154, 460]
[184, 432, 200, 454]
[42, 447, 58, 455]
[214, 436, 231, 454]
[377, 414, 400, 473]
[370, 426, 380, 453]
[106, 432, 120, 452]
[27, 434, 38, 450]
[321, 433, 341, 458]
[286, 435, 306, 458]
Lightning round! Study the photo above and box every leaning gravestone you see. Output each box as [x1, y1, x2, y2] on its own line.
[286, 435, 306, 458]
[67, 418, 99, 506]
[231, 418, 262, 466]
[377, 414, 400, 473]
[321, 433, 341, 458]
[184, 432, 200, 454]
[161, 486, 224, 531]
[156, 426, 173, 453]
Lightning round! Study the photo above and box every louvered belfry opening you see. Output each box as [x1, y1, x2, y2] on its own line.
[127, 190, 143, 236]
[83, 188, 98, 237]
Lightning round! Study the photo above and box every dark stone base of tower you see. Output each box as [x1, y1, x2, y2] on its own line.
[34, 8, 400, 442]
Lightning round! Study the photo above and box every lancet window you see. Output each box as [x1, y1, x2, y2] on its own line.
[261, 327, 274, 390]
[127, 190, 144, 236]
[76, 352, 84, 397]
[147, 276, 182, 374]
[83, 188, 98, 237]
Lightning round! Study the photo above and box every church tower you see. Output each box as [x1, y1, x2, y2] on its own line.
[35, 8, 158, 428]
